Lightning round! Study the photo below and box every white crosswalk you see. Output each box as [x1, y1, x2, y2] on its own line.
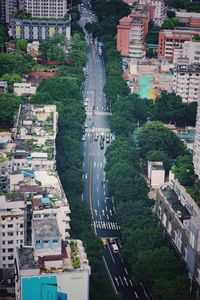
[85, 127, 110, 133]
[86, 111, 112, 116]
[93, 220, 120, 230]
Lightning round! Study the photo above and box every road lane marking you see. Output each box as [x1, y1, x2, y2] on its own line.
[83, 162, 85, 168]
[129, 279, 133, 286]
[134, 291, 139, 299]
[97, 186, 98, 192]
[102, 209, 105, 216]
[107, 214, 109, 220]
[125, 267, 128, 275]
[119, 276, 124, 286]
[104, 190, 106, 195]
[85, 173, 87, 179]
[98, 151, 99, 157]
[124, 277, 129, 286]
[97, 200, 100, 207]
[97, 174, 99, 180]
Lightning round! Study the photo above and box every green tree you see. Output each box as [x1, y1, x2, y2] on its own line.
[0, 25, 8, 50]
[1, 73, 22, 92]
[138, 121, 185, 159]
[0, 93, 22, 128]
[0, 52, 33, 76]
[173, 154, 196, 186]
[16, 39, 28, 52]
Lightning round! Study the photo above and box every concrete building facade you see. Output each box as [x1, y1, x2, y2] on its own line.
[173, 41, 200, 65]
[24, 0, 68, 19]
[156, 174, 200, 284]
[117, 11, 149, 58]
[0, 194, 26, 269]
[173, 64, 200, 103]
[14, 83, 36, 97]
[158, 28, 200, 62]
[10, 18, 71, 41]
[193, 99, 200, 178]
[176, 12, 200, 28]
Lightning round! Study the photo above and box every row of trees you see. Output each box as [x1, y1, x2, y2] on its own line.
[31, 31, 120, 300]
[87, 0, 195, 298]
[111, 91, 197, 130]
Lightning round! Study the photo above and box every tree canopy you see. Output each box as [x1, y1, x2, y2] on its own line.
[0, 93, 22, 128]
[138, 121, 185, 160]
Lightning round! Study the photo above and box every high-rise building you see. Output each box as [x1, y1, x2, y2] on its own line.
[173, 41, 200, 65]
[158, 28, 200, 62]
[173, 64, 200, 103]
[0, 0, 18, 23]
[24, 0, 68, 19]
[0, 194, 26, 269]
[139, 0, 166, 26]
[117, 11, 149, 58]
[15, 219, 90, 300]
[156, 174, 200, 285]
[193, 99, 200, 178]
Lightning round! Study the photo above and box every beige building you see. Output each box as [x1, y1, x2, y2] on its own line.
[24, 0, 68, 19]
[14, 82, 37, 97]
[173, 64, 200, 103]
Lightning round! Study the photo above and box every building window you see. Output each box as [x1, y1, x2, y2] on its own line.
[7, 232, 13, 236]
[8, 224, 13, 228]
[8, 240, 13, 244]
[53, 240, 58, 243]
[36, 240, 40, 245]
[8, 248, 13, 253]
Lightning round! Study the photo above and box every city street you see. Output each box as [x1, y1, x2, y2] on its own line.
[80, 3, 152, 300]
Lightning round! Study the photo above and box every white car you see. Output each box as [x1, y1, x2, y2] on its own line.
[82, 135, 86, 141]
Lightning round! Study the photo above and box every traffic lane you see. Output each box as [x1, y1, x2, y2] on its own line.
[102, 244, 137, 298]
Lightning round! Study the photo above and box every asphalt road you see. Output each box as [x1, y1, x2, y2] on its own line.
[80, 4, 152, 300]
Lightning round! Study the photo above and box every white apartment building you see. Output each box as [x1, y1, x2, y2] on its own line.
[139, 0, 166, 26]
[24, 0, 68, 19]
[0, 194, 26, 269]
[129, 19, 145, 59]
[173, 64, 200, 103]
[193, 99, 200, 178]
[14, 83, 36, 97]
[173, 41, 200, 65]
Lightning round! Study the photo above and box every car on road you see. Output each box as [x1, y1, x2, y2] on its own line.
[111, 243, 119, 254]
[101, 238, 107, 246]
[100, 132, 104, 141]
[94, 132, 99, 141]
[100, 139, 104, 149]
[82, 135, 86, 141]
[106, 133, 110, 143]
[84, 102, 88, 107]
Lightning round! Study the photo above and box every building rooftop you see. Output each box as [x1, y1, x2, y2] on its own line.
[152, 165, 165, 171]
[0, 194, 25, 210]
[18, 247, 38, 270]
[159, 186, 191, 221]
[18, 240, 90, 273]
[176, 11, 200, 18]
[32, 219, 61, 239]
[13, 105, 57, 157]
